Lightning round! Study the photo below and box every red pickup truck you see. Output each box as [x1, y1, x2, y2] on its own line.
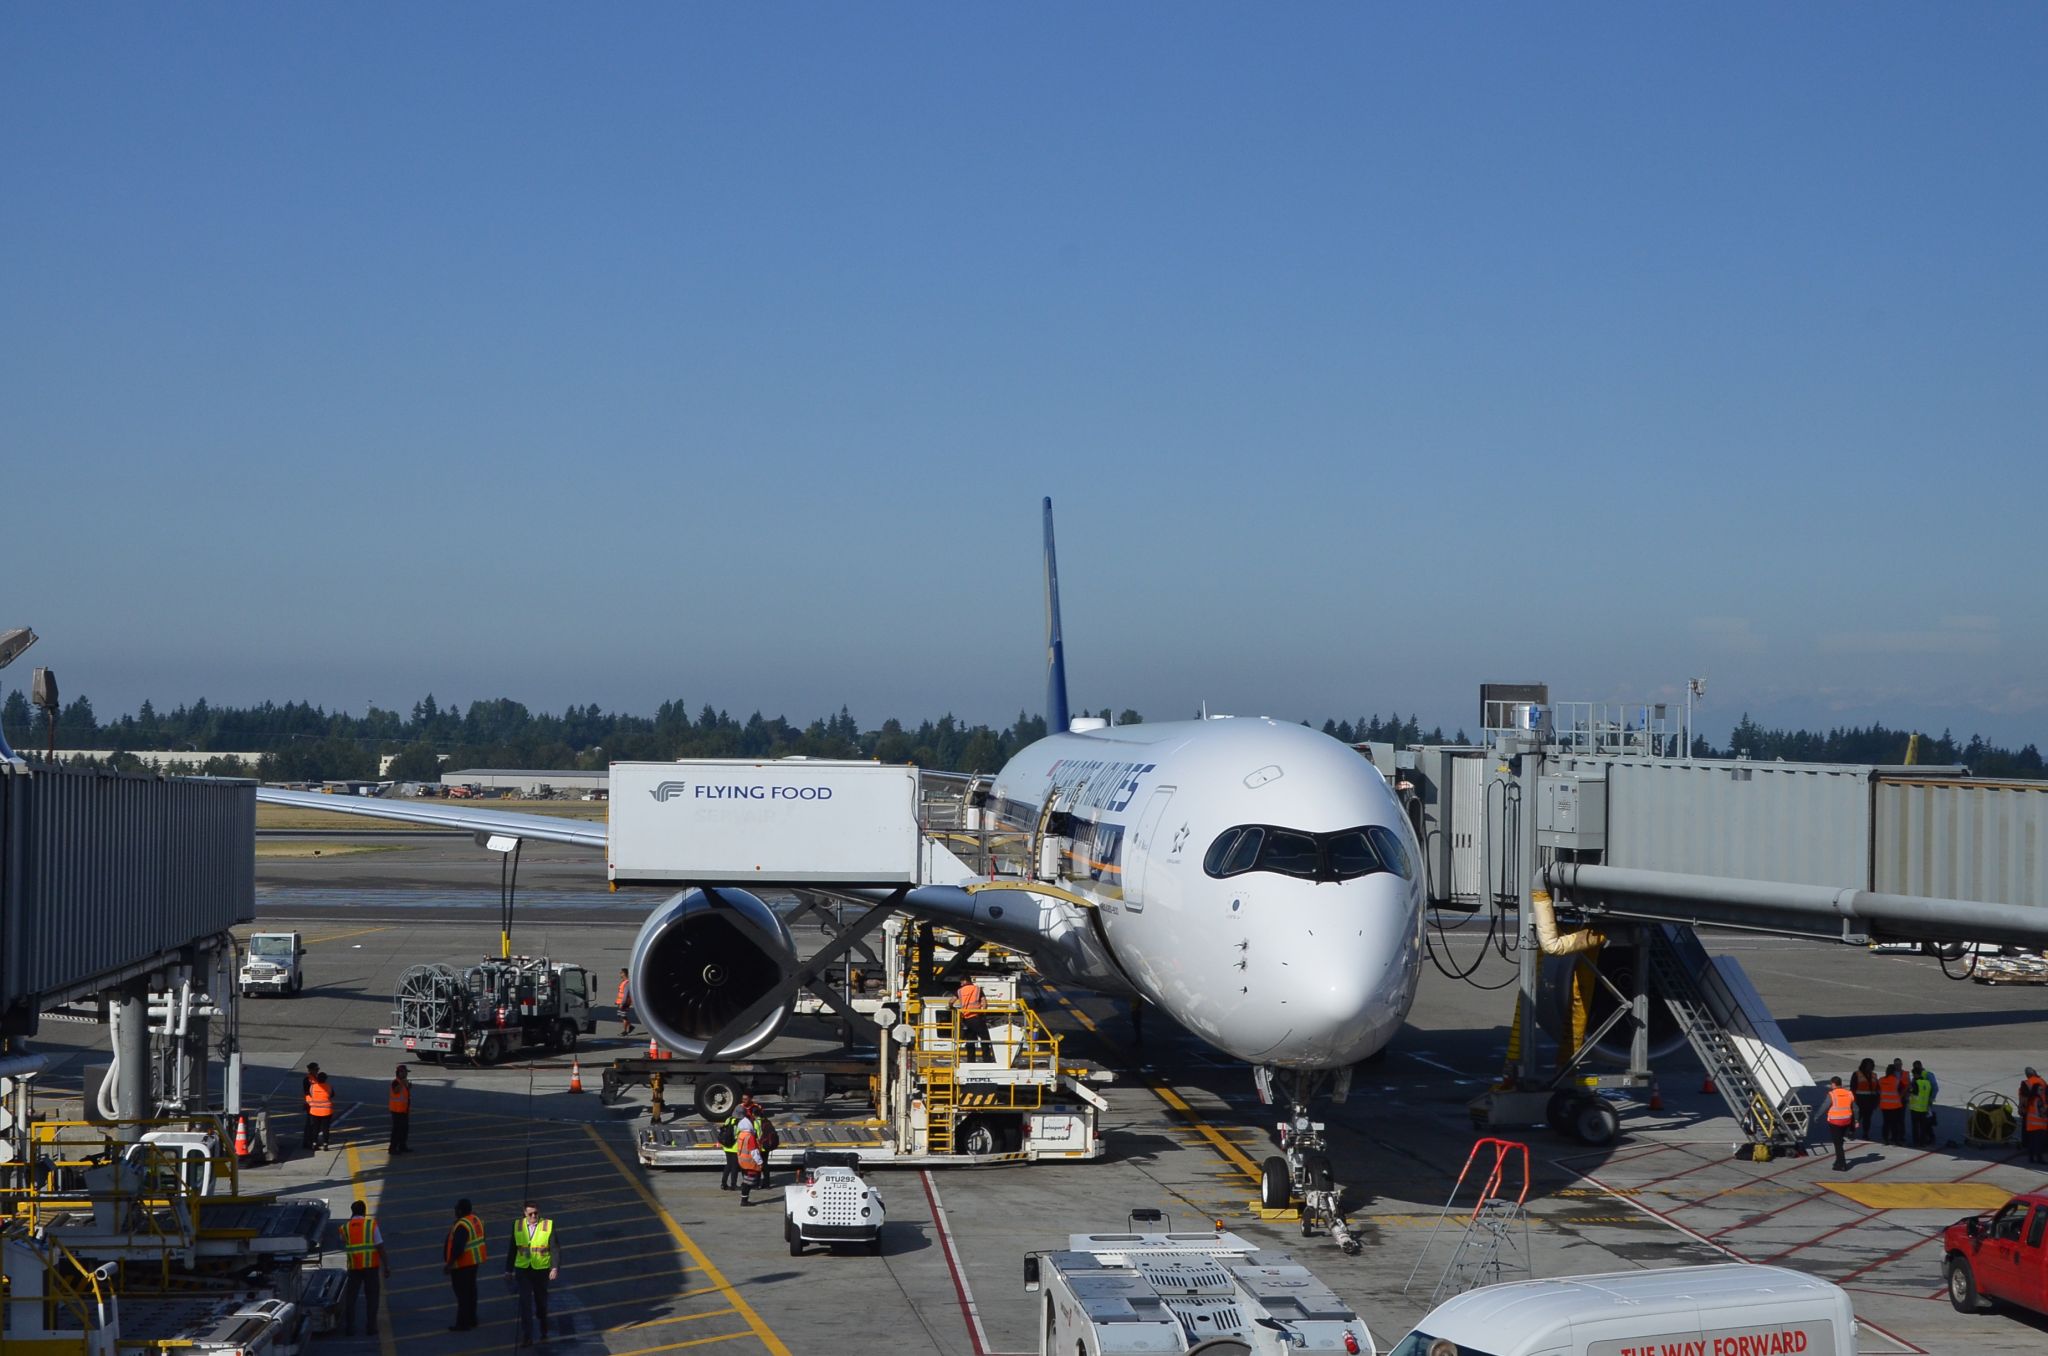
[1944, 1191, 2048, 1314]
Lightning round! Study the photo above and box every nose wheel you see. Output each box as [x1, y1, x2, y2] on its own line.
[1256, 1068, 1362, 1255]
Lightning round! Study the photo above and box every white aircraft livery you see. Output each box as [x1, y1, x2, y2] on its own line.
[256, 499, 1426, 1098]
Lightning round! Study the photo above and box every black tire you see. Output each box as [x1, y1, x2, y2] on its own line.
[1947, 1255, 1985, 1311]
[960, 1118, 1000, 1156]
[1573, 1097, 1621, 1147]
[475, 1035, 502, 1066]
[693, 1078, 742, 1122]
[413, 1052, 443, 1064]
[1546, 1089, 1579, 1135]
[785, 1218, 803, 1258]
[290, 974, 303, 994]
[1260, 1156, 1291, 1211]
[557, 1021, 579, 1052]
[867, 1231, 883, 1256]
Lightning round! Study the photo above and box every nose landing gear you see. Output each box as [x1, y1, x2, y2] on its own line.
[1253, 1066, 1363, 1255]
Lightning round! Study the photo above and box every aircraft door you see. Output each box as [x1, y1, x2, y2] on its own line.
[1127, 787, 1177, 912]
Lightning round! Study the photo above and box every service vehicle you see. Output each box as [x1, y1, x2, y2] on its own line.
[1943, 1189, 2048, 1315]
[374, 955, 595, 1064]
[782, 1149, 885, 1255]
[1387, 1263, 1855, 1356]
[240, 931, 305, 996]
[1025, 1211, 1375, 1355]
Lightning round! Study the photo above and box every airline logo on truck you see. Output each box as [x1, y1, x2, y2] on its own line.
[646, 780, 836, 802]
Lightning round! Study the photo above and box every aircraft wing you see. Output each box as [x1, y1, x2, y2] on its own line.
[254, 787, 607, 849]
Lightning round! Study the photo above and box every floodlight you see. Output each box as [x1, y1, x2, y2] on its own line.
[0, 627, 34, 669]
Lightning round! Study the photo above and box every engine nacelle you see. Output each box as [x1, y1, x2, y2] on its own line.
[1536, 946, 1685, 1065]
[628, 888, 796, 1060]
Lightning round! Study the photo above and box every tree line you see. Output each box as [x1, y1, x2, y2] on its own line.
[2, 688, 2040, 783]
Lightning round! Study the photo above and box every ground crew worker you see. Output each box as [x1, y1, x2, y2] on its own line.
[508, 1200, 559, 1345]
[2023, 1068, 2048, 1164]
[718, 1109, 741, 1190]
[956, 976, 993, 1063]
[735, 1121, 763, 1207]
[1824, 1076, 1856, 1171]
[388, 1065, 412, 1154]
[300, 1061, 324, 1154]
[1876, 1061, 1905, 1146]
[617, 968, 635, 1037]
[442, 1197, 486, 1332]
[305, 1070, 335, 1152]
[1848, 1058, 1879, 1140]
[338, 1199, 389, 1337]
[1908, 1061, 1937, 1148]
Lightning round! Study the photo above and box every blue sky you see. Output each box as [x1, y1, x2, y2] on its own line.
[4, 6, 2044, 745]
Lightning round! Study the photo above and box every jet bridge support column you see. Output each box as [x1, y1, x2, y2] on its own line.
[114, 978, 151, 1139]
[1512, 734, 1544, 1090]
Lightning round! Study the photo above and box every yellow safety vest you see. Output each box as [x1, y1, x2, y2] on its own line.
[342, 1215, 378, 1270]
[513, 1218, 554, 1270]
[447, 1214, 486, 1268]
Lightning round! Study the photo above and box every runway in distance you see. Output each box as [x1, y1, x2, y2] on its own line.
[256, 499, 1427, 1100]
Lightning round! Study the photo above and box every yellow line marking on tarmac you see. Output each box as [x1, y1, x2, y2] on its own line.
[344, 1141, 400, 1356]
[1822, 1181, 2014, 1210]
[613, 1332, 751, 1356]
[584, 1124, 789, 1356]
[610, 1288, 727, 1328]
[1046, 988, 1262, 1184]
[305, 925, 390, 945]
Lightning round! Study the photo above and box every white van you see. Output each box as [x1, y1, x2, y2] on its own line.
[1389, 1264, 1855, 1356]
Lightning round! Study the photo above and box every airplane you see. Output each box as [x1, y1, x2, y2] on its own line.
[256, 500, 1426, 1204]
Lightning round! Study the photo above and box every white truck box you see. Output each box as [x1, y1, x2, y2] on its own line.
[609, 760, 922, 885]
[1388, 1263, 1854, 1356]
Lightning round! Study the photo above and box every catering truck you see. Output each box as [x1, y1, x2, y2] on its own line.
[1387, 1264, 1855, 1356]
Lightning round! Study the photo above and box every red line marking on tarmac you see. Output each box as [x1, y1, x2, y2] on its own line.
[1581, 1171, 1926, 1354]
[1706, 1147, 1938, 1240]
[1628, 1147, 1737, 1192]
[920, 1170, 1027, 1356]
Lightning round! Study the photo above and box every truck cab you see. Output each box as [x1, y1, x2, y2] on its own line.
[240, 932, 305, 997]
[1944, 1191, 2048, 1315]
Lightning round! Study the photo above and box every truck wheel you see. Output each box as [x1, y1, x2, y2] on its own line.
[1947, 1255, 1985, 1311]
[1546, 1089, 1579, 1134]
[290, 974, 303, 995]
[1573, 1097, 1621, 1147]
[556, 1020, 579, 1052]
[475, 1035, 502, 1066]
[694, 1078, 742, 1122]
[785, 1218, 803, 1257]
[1260, 1156, 1291, 1210]
[960, 1118, 1000, 1156]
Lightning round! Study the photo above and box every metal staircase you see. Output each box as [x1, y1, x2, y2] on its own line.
[1647, 925, 1811, 1152]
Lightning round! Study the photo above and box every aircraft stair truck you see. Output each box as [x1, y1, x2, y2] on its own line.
[1024, 1211, 1378, 1355]
[374, 955, 596, 1065]
[239, 931, 306, 997]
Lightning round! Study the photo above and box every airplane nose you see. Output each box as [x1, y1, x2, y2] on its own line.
[1279, 876, 1420, 1066]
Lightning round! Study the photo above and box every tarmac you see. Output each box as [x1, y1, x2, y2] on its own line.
[21, 832, 2048, 1355]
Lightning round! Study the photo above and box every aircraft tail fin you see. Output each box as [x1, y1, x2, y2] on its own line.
[1042, 496, 1070, 736]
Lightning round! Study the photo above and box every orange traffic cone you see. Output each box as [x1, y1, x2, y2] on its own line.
[567, 1057, 584, 1094]
[648, 1035, 667, 1061]
[233, 1114, 251, 1159]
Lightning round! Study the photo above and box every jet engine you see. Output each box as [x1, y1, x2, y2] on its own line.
[627, 887, 796, 1060]
[1535, 945, 1685, 1064]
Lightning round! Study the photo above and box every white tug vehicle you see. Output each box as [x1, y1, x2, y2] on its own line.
[783, 1149, 885, 1256]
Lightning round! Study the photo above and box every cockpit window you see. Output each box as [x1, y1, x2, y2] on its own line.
[1202, 823, 1410, 884]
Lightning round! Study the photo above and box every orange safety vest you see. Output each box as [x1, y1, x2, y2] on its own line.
[307, 1081, 334, 1117]
[342, 1215, 379, 1270]
[445, 1213, 487, 1269]
[736, 1128, 762, 1174]
[389, 1079, 411, 1114]
[2026, 1080, 2048, 1132]
[956, 982, 984, 1018]
[1877, 1074, 1903, 1111]
[1850, 1069, 1877, 1095]
[618, 977, 631, 1005]
[1825, 1087, 1856, 1127]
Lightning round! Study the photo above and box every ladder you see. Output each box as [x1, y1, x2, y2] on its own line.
[1405, 1138, 1531, 1305]
[920, 1007, 959, 1154]
[1647, 925, 1810, 1151]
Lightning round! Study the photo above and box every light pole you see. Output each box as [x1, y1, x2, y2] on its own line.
[1685, 678, 1706, 758]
